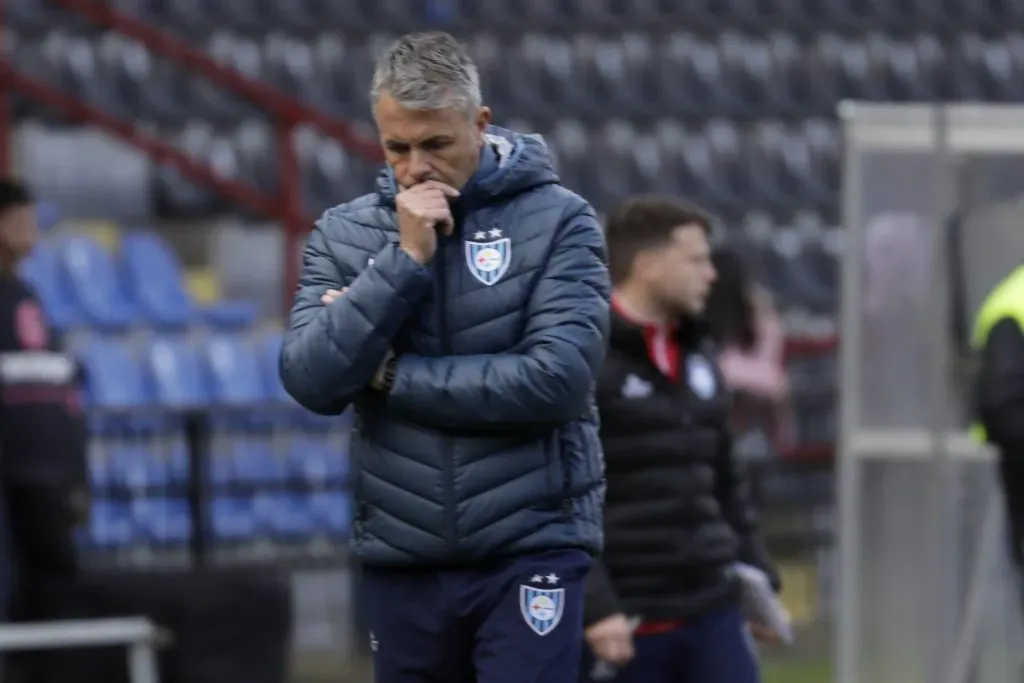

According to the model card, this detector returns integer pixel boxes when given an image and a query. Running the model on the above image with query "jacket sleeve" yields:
[280,214,433,415]
[385,205,611,427]
[714,433,781,591]
[977,316,1024,445]
[583,560,624,628]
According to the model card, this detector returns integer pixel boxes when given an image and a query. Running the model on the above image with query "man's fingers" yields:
[593,635,633,666]
[605,639,633,666]
[749,622,777,642]
[320,287,348,304]
[418,180,460,197]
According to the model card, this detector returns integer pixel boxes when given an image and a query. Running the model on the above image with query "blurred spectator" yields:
[707,248,789,402]
[582,196,781,683]
[707,248,794,452]
[0,180,88,677]
[972,265,1024,584]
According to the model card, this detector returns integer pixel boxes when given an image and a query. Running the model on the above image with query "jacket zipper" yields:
[435,234,458,556]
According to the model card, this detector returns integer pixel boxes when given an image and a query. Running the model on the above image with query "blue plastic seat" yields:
[108,444,171,489]
[120,232,195,329]
[203,334,267,405]
[120,231,258,330]
[19,242,79,330]
[208,496,258,542]
[59,235,137,331]
[144,336,209,408]
[229,439,286,485]
[260,332,289,402]
[88,500,138,550]
[289,435,347,487]
[78,337,149,409]
[254,494,313,540]
[132,498,192,545]
[309,491,350,539]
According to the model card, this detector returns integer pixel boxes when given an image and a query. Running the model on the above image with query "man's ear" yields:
[476,106,492,137]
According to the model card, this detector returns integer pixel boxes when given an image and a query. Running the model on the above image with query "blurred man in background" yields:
[582,196,780,683]
[971,264,1024,614]
[0,180,88,679]
[281,32,610,683]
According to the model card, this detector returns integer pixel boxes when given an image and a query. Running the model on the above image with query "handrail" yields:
[50,0,383,162]
[5,0,384,313]
[0,64,280,217]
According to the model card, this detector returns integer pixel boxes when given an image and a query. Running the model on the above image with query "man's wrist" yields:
[372,351,398,393]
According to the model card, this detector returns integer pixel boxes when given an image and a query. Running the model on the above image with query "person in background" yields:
[0,180,88,679]
[971,264,1024,622]
[581,196,781,683]
[705,248,794,450]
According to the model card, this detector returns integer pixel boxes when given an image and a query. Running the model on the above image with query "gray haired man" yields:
[279,31,610,683]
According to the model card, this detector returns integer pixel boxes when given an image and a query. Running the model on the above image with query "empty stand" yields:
[46,227,350,563]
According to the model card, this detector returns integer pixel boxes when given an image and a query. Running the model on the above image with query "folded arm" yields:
[714,432,781,591]
[280,215,432,415]
[385,206,611,428]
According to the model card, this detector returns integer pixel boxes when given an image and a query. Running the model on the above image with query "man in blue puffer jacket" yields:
[280,31,611,683]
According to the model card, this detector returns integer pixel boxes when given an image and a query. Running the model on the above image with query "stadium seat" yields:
[208,497,258,542]
[78,336,149,408]
[133,498,192,545]
[203,333,268,405]
[309,491,351,539]
[19,242,80,330]
[254,493,314,540]
[87,500,138,550]
[59,235,137,330]
[143,335,209,408]
[289,435,348,487]
[120,231,196,329]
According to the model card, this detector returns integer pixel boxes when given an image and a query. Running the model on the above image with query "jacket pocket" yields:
[531,431,562,511]
[555,424,580,518]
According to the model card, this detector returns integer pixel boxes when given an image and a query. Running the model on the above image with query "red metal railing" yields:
[0,0,384,313]
[782,334,837,462]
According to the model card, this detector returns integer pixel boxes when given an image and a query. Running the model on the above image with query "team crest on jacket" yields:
[465,233,511,286]
[687,355,717,400]
[520,585,565,636]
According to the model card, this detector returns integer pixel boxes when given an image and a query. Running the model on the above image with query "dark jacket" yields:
[0,274,86,484]
[976,316,1024,566]
[280,128,610,567]
[584,311,778,626]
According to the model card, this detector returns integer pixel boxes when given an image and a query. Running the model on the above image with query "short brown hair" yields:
[604,195,714,284]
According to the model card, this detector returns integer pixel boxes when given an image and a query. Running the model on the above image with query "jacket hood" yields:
[375,125,560,209]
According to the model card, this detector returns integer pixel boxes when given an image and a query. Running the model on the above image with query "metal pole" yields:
[945,496,1004,683]
[277,118,302,318]
[835,100,868,683]
[185,410,209,568]
[926,104,959,683]
[128,642,161,683]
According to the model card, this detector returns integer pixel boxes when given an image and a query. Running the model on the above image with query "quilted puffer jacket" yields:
[280,127,611,567]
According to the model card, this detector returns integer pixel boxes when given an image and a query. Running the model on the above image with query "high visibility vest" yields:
[970,265,1024,444]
